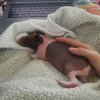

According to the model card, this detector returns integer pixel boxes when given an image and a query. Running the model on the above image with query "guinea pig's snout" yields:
[16,33,43,50]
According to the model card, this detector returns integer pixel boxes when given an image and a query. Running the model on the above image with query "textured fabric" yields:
[0,6,100,100]
[73,0,92,6]
[80,4,100,15]
[91,0,100,6]
[73,0,100,15]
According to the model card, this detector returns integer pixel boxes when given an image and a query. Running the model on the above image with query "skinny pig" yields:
[16,31,90,88]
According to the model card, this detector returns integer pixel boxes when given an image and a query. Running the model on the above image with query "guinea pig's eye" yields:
[35,35,40,40]
[26,37,30,41]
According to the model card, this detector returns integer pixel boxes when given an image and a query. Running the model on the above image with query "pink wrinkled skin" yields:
[36,36,55,60]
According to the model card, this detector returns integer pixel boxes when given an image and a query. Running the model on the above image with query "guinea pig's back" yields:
[46,41,89,74]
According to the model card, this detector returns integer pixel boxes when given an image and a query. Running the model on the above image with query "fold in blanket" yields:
[0,7,100,51]
[0,6,100,100]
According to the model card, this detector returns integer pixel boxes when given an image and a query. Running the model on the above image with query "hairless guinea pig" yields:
[16,30,90,88]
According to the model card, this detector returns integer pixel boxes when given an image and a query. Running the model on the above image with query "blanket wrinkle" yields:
[0,6,100,100]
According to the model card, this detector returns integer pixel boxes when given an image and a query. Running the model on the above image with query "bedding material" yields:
[0,6,100,100]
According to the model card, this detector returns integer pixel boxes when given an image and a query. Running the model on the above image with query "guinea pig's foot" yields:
[57,80,79,88]
[78,76,88,83]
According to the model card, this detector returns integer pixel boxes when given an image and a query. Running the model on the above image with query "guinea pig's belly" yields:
[46,41,89,74]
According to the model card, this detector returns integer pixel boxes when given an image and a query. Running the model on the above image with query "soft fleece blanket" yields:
[0,6,100,100]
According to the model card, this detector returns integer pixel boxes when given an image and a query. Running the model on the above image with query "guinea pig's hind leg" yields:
[57,71,79,88]
[77,67,90,83]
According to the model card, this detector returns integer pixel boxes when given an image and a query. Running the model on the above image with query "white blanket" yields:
[0,6,100,100]
[0,7,76,50]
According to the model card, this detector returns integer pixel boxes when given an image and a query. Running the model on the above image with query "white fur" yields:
[16,32,28,42]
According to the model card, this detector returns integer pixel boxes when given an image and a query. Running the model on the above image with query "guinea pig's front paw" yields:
[30,53,38,59]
